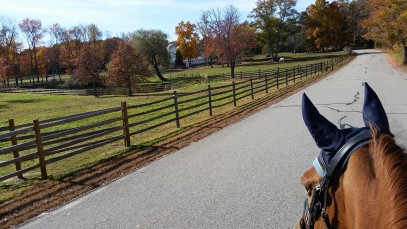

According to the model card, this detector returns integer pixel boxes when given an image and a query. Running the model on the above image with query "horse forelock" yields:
[370,128,407,228]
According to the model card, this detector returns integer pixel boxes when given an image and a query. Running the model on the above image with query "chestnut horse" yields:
[296,83,407,229]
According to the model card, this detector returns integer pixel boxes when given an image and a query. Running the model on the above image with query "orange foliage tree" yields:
[361,0,407,64]
[106,42,150,96]
[175,21,199,66]
[74,44,103,96]
[0,57,7,85]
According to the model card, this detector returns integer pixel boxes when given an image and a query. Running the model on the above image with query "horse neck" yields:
[370,134,407,228]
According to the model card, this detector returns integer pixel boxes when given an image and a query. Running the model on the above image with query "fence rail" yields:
[0,56,350,182]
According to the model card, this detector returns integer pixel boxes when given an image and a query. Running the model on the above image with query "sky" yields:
[0,0,316,42]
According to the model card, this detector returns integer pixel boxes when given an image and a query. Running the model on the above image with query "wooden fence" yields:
[0,56,349,182]
[0,83,174,96]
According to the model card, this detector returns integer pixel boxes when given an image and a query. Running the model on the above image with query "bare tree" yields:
[48,24,63,82]
[18,18,46,83]
[86,24,102,44]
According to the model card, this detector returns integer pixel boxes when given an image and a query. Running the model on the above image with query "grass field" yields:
[155,51,347,82]
[0,51,352,203]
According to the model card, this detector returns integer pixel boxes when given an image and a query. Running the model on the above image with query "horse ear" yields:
[362,83,392,135]
[302,93,344,152]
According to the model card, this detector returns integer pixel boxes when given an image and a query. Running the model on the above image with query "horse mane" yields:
[370,128,407,228]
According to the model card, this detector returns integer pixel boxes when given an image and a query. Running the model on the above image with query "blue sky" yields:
[0,0,316,42]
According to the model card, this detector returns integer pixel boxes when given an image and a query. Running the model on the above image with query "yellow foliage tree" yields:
[361,0,407,64]
[305,0,348,51]
[175,21,199,66]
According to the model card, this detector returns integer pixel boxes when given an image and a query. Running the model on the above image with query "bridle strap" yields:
[325,129,372,176]
[305,129,372,229]
[321,178,331,229]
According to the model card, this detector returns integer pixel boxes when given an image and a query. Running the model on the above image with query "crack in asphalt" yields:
[346,91,360,105]
[338,116,355,129]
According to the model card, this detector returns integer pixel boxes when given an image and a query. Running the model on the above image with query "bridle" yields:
[300,128,372,229]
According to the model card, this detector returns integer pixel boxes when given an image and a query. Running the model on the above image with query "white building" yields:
[167,44,207,68]
[167,44,177,68]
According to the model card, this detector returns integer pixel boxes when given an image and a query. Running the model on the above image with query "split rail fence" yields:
[0,56,349,181]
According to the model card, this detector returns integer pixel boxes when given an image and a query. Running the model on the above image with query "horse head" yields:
[296,83,399,228]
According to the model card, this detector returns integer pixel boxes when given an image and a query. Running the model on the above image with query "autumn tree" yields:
[175,21,199,66]
[36,47,49,83]
[199,6,257,77]
[18,18,45,83]
[361,0,407,64]
[303,0,349,51]
[130,29,169,81]
[74,44,102,96]
[49,23,77,73]
[0,57,7,85]
[0,16,20,85]
[106,42,150,96]
[250,0,299,61]
[103,37,122,68]
[197,13,216,68]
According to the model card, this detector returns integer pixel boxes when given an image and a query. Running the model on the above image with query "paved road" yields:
[19,50,407,229]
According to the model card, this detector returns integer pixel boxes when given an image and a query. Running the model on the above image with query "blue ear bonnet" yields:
[302,83,391,164]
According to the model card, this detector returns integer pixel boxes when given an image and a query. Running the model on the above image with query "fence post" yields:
[232,81,237,107]
[264,74,268,93]
[33,119,47,179]
[285,68,288,86]
[331,59,334,70]
[240,71,243,80]
[250,76,254,100]
[311,64,315,77]
[320,62,323,72]
[258,69,261,78]
[293,67,296,83]
[305,64,308,77]
[276,68,280,89]
[121,102,131,147]
[173,91,180,128]
[8,119,22,179]
[208,85,213,116]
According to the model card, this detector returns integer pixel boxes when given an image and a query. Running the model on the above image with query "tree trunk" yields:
[33,46,40,83]
[92,79,97,97]
[403,44,407,65]
[230,61,235,78]
[127,76,132,96]
[152,56,167,81]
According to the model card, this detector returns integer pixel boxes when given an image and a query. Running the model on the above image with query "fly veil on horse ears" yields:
[302,82,392,170]
[299,83,393,229]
